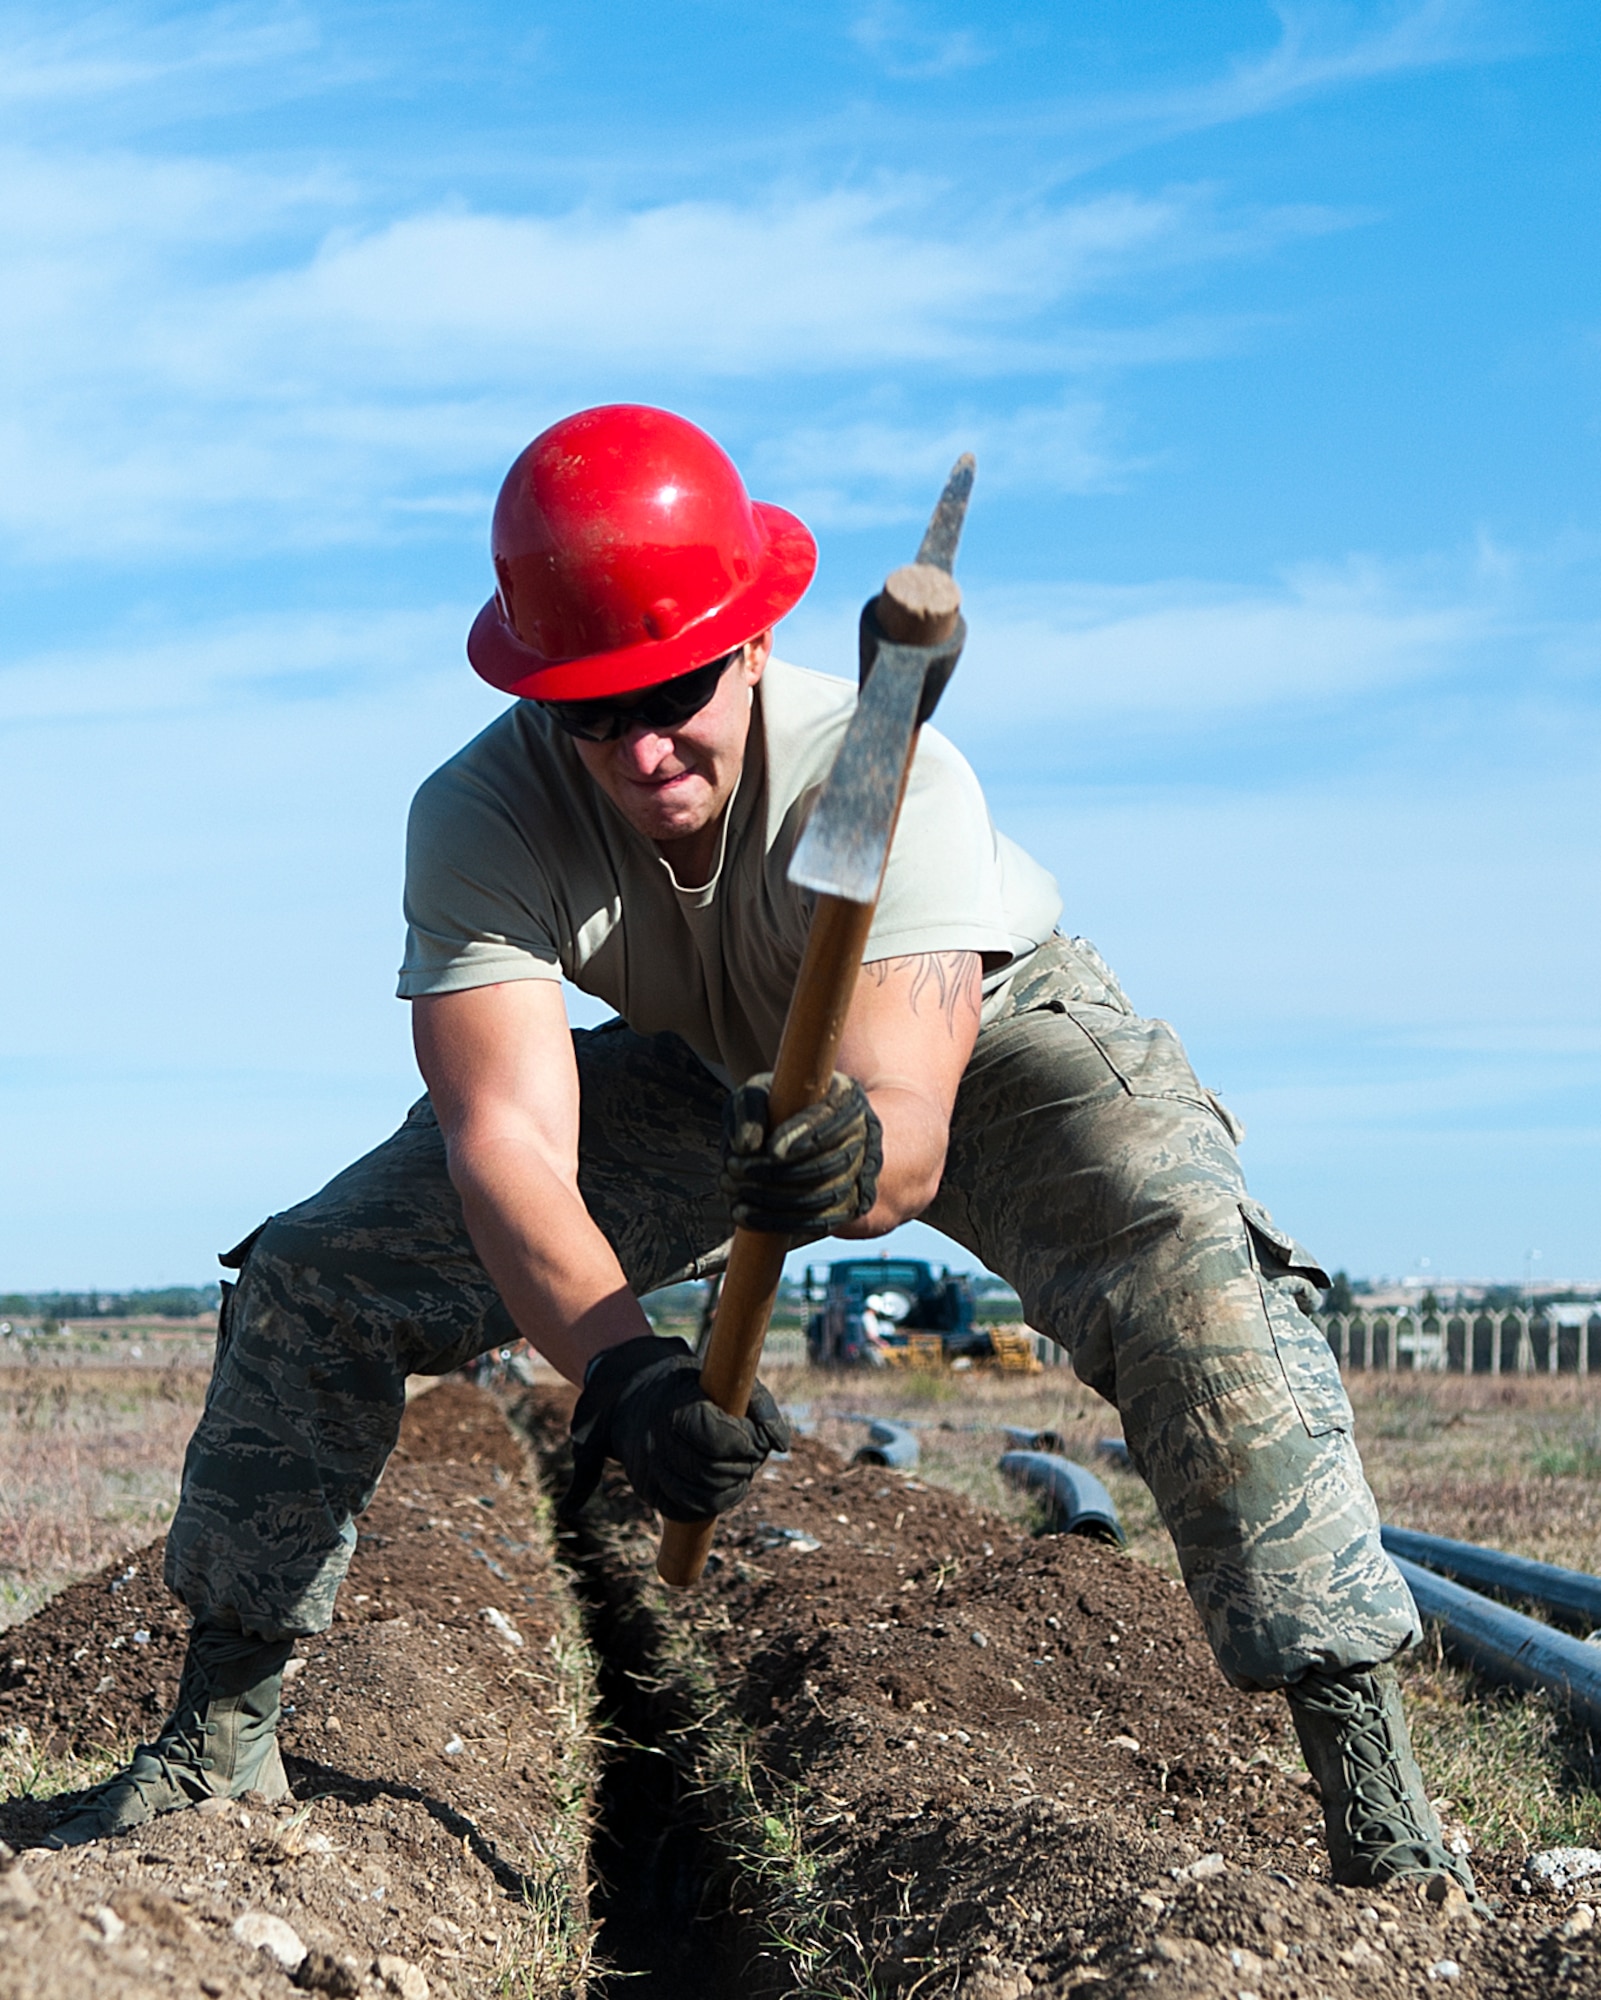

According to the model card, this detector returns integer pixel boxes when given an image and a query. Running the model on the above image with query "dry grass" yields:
[0,1364,210,1630]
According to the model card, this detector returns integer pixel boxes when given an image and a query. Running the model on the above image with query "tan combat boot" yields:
[43,1622,294,1848]
[1286,1662,1482,1905]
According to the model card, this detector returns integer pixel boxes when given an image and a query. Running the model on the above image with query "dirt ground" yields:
[4,1372,1601,1998]
[517,1381,1601,2000]
[0,1382,596,1999]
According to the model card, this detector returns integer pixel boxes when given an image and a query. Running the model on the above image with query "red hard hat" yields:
[467,404,817,702]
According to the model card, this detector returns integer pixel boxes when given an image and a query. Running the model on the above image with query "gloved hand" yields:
[564,1334,790,1522]
[720,1071,882,1234]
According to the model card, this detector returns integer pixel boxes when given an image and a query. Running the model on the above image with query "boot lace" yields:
[1293,1672,1467,1885]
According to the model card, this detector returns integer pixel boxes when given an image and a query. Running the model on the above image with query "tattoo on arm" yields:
[863,951,982,1035]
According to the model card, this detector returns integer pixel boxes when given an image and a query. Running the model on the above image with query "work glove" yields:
[720,1070,882,1234]
[564,1334,790,1522]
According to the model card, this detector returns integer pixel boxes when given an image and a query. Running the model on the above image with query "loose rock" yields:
[233,1909,309,1971]
[375,1953,429,1999]
[1529,1846,1601,1892]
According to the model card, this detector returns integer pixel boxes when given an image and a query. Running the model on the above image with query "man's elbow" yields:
[441,1117,575,1206]
[841,1155,947,1238]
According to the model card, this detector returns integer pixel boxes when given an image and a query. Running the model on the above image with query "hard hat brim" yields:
[467,502,817,702]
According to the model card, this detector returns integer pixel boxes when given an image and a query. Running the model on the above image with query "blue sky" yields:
[2,1,1597,1290]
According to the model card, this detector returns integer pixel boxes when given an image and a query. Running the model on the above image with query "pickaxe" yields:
[656,455,976,1588]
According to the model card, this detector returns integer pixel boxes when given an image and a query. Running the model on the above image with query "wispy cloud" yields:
[750,398,1132,527]
[0,152,1344,558]
[952,563,1489,730]
[1027,0,1509,167]
[0,607,469,724]
[850,1,989,80]
[0,3,321,108]
[768,558,1500,749]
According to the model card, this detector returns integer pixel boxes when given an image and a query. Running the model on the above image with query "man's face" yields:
[569,634,770,862]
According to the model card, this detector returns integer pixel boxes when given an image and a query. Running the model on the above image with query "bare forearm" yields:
[448,1131,652,1384]
[834,950,981,1238]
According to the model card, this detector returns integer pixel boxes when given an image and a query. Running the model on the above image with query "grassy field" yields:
[0,1350,212,1629]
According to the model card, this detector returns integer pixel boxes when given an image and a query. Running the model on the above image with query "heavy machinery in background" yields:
[802,1257,1042,1371]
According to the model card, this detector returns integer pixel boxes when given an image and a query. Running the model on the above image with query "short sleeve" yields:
[397,762,565,998]
[863,727,1061,970]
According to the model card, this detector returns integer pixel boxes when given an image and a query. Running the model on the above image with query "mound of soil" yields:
[517,1386,1599,2000]
[0,1383,594,2000]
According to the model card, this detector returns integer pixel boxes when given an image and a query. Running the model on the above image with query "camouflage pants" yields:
[166,935,1418,1687]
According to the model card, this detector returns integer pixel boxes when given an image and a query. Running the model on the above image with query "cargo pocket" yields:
[1241,1199,1350,1437]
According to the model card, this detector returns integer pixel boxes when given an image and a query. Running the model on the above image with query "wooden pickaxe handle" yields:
[655,563,962,1589]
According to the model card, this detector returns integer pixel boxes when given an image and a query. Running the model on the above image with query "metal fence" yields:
[1318,1308,1601,1376]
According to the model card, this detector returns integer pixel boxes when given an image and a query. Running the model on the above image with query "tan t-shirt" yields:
[399,657,1062,1082]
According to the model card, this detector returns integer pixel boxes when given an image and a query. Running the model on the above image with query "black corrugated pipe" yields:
[1391,1555,1601,1732]
[998,1451,1125,1546]
[1382,1525,1601,1633]
[851,1420,920,1470]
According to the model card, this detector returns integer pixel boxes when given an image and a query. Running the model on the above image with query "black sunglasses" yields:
[540,649,740,743]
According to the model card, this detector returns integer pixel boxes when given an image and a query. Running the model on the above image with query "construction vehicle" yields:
[801,1258,1041,1371]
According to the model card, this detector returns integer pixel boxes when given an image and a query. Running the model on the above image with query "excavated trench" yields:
[510,1391,757,2000]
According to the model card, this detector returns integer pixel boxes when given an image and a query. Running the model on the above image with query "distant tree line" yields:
[0,1285,221,1319]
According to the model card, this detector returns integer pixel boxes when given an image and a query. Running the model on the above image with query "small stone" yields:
[1172,1853,1227,1883]
[957,1970,1028,2000]
[324,1715,342,1733]
[1531,1847,1601,1892]
[1561,1904,1596,1940]
[481,1607,524,1648]
[970,1631,989,1648]
[195,1795,235,1818]
[442,1734,465,1756]
[93,1905,125,1941]
[1427,1959,1461,1982]
[1136,1891,1165,1913]
[1424,1876,1474,1921]
[1110,1734,1140,1753]
[201,1981,226,1998]
[233,1909,309,1971]
[375,1955,429,2000]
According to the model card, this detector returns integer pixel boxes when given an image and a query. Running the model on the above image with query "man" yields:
[46,405,1472,1900]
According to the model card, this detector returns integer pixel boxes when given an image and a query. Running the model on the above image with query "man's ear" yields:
[744,629,773,686]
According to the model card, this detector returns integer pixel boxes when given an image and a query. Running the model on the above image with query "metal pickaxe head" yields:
[788,455,975,905]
